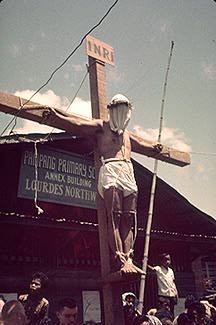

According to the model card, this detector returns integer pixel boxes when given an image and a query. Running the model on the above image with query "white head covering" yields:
[107,94,132,135]
[122,292,137,305]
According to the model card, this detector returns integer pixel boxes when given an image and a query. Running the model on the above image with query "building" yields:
[0,132,215,322]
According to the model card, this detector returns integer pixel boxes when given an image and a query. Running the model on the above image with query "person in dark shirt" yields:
[19,272,50,324]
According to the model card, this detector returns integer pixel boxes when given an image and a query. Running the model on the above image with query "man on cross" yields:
[44,93,162,274]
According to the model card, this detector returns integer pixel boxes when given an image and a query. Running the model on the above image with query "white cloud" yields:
[69,97,91,117]
[15,120,53,135]
[14,89,68,108]
[13,89,92,134]
[132,124,191,152]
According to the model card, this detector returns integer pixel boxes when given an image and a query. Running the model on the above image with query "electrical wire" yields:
[41,64,90,142]
[0,0,119,137]
[189,151,216,156]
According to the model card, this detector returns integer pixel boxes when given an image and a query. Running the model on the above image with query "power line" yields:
[189,151,216,156]
[1,0,119,137]
[41,64,90,142]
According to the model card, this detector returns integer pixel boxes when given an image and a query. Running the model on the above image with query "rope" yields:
[33,141,44,215]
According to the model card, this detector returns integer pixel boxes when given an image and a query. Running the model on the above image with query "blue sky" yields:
[1,0,216,218]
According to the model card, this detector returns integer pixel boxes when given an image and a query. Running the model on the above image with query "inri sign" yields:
[86,35,114,66]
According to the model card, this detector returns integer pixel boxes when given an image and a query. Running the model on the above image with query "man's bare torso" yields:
[96,121,131,160]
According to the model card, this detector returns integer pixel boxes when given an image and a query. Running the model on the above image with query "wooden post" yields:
[88,56,125,325]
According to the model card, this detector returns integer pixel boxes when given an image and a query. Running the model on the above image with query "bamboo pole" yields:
[137,41,175,314]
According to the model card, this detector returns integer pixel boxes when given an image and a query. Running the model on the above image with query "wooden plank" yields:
[130,132,191,167]
[88,58,125,325]
[86,35,115,66]
[0,91,97,137]
[0,91,191,166]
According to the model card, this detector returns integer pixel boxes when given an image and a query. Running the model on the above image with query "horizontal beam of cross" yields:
[0,91,190,167]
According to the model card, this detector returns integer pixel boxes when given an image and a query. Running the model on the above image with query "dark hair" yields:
[185,294,197,309]
[158,296,170,306]
[187,301,206,318]
[0,294,6,303]
[56,298,77,312]
[159,253,170,261]
[31,272,49,289]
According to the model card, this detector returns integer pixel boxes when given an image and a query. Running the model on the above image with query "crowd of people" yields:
[0,272,91,325]
[123,291,216,325]
[123,252,216,325]
[0,253,216,324]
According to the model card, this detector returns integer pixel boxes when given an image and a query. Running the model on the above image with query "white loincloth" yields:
[98,159,138,198]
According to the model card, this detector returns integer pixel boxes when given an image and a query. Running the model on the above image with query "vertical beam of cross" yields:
[88,56,125,325]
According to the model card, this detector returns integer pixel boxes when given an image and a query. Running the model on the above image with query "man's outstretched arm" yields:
[129,132,191,167]
[147,264,155,271]
[0,91,103,137]
[43,106,103,137]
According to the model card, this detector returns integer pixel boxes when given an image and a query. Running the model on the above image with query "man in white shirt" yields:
[148,253,178,316]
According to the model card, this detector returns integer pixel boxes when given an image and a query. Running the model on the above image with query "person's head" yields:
[187,301,206,323]
[159,253,171,268]
[107,94,133,135]
[124,293,136,307]
[184,294,197,309]
[29,272,49,296]
[1,300,27,325]
[56,298,78,325]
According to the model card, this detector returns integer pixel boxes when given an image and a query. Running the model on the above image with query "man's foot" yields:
[120,258,144,274]
[115,251,144,274]
[121,260,137,273]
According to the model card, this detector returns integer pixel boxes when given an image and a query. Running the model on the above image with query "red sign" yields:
[86,35,114,66]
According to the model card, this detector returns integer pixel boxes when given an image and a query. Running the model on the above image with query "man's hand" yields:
[153,143,163,153]
[42,106,56,121]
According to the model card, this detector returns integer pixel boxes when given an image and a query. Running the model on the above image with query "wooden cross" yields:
[0,86,190,323]
[0,42,190,325]
[0,90,190,167]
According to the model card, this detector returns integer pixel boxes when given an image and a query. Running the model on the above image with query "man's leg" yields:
[120,193,143,273]
[121,192,137,255]
[120,193,144,273]
[168,297,176,317]
[103,188,142,273]
[103,187,125,266]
